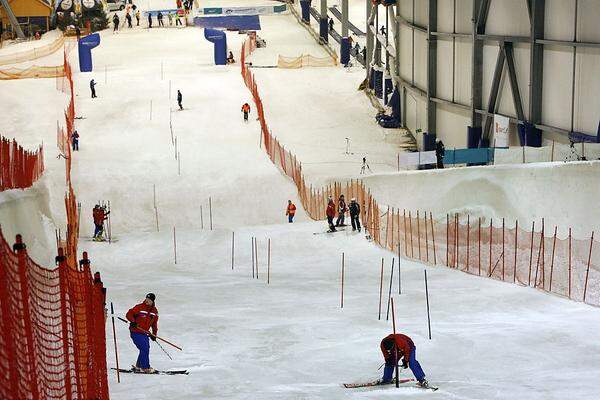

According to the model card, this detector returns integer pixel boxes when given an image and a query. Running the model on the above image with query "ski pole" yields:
[117,317,183,351]
[154,339,173,360]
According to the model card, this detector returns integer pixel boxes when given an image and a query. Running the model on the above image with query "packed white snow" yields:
[1,3,600,399]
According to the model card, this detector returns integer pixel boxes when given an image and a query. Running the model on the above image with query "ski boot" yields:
[417,379,430,388]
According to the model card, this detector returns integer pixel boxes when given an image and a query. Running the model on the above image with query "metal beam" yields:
[427,0,438,137]
[536,39,600,48]
[483,46,506,140]
[431,31,471,39]
[471,0,485,128]
[476,34,531,43]
[390,12,428,33]
[341,0,349,38]
[503,42,526,122]
[476,0,491,34]
[0,0,25,39]
[528,0,545,127]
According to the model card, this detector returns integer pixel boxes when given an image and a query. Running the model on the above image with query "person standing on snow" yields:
[93,204,109,240]
[286,200,296,223]
[435,139,445,169]
[126,293,159,374]
[135,10,141,26]
[90,79,97,98]
[168,13,173,26]
[71,130,79,151]
[349,198,361,232]
[148,13,153,28]
[360,156,371,174]
[177,90,183,110]
[112,13,120,32]
[175,13,182,26]
[335,195,347,227]
[126,11,132,28]
[326,196,337,232]
[379,333,430,388]
[241,103,251,122]
[157,12,164,27]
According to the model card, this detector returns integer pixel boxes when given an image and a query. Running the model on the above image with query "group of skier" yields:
[326,195,361,233]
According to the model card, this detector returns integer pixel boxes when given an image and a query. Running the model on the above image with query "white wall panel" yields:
[399,25,413,81]
[574,48,600,134]
[436,39,454,101]
[455,39,472,105]
[437,105,470,148]
[437,0,455,33]
[542,46,573,131]
[456,0,473,34]
[578,0,600,42]
[545,0,575,40]
[486,0,530,36]
[414,31,428,89]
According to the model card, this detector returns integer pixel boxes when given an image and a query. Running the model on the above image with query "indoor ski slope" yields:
[1,3,599,399]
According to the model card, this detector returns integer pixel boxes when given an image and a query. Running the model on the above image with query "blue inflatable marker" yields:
[204,28,227,65]
[78,33,100,72]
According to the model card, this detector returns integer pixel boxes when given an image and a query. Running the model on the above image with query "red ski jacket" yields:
[126,302,159,336]
[93,208,106,225]
[326,202,336,218]
[380,334,415,362]
[286,203,296,216]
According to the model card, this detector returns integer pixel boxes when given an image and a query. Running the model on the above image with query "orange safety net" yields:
[0,35,66,66]
[240,35,600,308]
[277,54,337,68]
[0,137,44,190]
[0,65,65,80]
[0,45,110,399]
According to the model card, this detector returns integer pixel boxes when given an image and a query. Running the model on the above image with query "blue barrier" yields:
[518,122,542,147]
[203,28,227,65]
[144,9,179,17]
[194,15,261,30]
[373,69,383,99]
[340,37,350,65]
[443,148,494,165]
[467,126,482,148]
[300,1,310,22]
[78,33,100,73]
[384,74,393,104]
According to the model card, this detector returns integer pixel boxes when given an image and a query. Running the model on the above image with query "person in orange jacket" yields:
[126,293,159,373]
[286,200,297,223]
[241,103,251,122]
[380,333,430,388]
[326,196,337,232]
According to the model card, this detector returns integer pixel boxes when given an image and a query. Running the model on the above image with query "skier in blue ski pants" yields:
[131,331,151,369]
[380,334,429,387]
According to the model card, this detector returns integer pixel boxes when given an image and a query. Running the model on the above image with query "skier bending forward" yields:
[380,333,430,388]
[126,293,159,373]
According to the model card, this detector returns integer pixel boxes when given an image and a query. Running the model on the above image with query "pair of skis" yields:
[343,377,438,391]
[111,367,188,376]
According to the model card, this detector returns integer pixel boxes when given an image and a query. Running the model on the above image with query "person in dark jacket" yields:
[435,139,445,169]
[112,13,120,32]
[71,130,79,151]
[126,11,133,28]
[157,12,164,27]
[335,195,347,227]
[90,79,97,98]
[148,13,153,28]
[328,18,334,32]
[380,333,430,388]
[349,198,361,232]
[177,90,183,110]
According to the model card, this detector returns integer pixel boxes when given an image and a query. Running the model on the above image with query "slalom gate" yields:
[0,48,110,399]
[240,36,600,307]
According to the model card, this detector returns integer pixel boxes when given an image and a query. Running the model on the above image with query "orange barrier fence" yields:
[240,36,600,307]
[1,46,110,399]
[0,137,44,190]
[0,65,65,80]
[0,35,66,66]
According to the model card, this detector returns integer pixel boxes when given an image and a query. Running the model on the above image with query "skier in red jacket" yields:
[380,333,430,388]
[326,196,337,232]
[126,293,159,373]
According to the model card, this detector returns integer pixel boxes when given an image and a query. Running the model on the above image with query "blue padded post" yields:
[390,86,401,121]
[319,17,328,43]
[300,0,310,22]
[340,37,351,65]
[384,73,393,104]
[78,33,100,73]
[204,28,227,65]
[374,68,383,99]
[519,123,542,147]
[467,126,482,148]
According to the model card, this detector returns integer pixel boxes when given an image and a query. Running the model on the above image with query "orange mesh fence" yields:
[0,65,65,80]
[0,137,44,190]
[1,45,109,399]
[0,35,66,66]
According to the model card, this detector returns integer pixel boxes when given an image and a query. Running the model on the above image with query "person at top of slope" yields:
[286,200,297,223]
[126,293,159,374]
[241,103,251,122]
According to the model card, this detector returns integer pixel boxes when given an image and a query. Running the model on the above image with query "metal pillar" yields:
[0,0,25,39]
[482,45,506,138]
[470,0,489,130]
[320,0,328,43]
[529,0,545,129]
[504,43,525,122]
[427,0,438,137]
[341,0,349,38]
[366,1,375,77]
